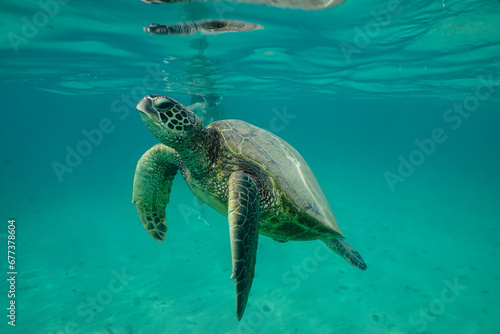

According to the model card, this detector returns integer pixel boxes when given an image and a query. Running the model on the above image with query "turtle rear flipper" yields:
[321,238,367,270]
[228,171,260,321]
[132,144,179,241]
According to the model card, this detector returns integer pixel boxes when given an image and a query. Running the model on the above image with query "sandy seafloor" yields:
[1,91,499,334]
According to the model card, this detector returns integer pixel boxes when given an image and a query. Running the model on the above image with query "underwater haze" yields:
[1,0,500,333]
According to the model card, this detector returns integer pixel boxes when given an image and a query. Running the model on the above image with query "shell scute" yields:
[210,119,343,237]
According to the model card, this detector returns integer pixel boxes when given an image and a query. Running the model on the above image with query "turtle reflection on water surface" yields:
[144,20,263,35]
[141,0,346,10]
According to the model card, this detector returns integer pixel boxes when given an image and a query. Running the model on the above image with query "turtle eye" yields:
[156,101,174,111]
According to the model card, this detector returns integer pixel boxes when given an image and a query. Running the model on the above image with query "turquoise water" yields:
[1,0,500,333]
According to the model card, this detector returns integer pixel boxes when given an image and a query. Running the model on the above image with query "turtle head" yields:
[137,95,202,146]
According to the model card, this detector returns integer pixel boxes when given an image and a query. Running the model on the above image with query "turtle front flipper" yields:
[227,171,260,321]
[132,144,179,242]
[321,238,367,270]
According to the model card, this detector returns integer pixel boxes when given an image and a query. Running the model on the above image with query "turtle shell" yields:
[210,119,344,238]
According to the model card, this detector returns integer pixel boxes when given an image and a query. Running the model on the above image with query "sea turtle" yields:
[144,20,263,35]
[132,94,366,320]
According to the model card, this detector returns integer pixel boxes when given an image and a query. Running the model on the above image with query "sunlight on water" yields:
[1,0,499,99]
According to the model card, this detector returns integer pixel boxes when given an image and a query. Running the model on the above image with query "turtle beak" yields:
[137,96,161,122]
